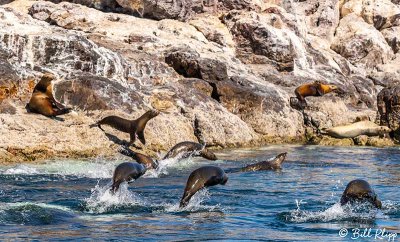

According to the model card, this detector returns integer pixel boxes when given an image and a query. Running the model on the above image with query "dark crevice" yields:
[207,82,221,102]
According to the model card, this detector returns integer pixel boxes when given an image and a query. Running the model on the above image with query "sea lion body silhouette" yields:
[92,110,159,146]
[111,162,146,193]
[180,166,228,208]
[119,147,158,169]
[26,73,71,117]
[340,179,382,209]
[240,152,287,172]
[292,81,337,108]
[322,121,391,139]
[164,141,217,160]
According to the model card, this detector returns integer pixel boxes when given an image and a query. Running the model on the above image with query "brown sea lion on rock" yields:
[290,81,337,109]
[180,166,228,208]
[340,179,382,209]
[119,147,159,169]
[26,73,72,117]
[111,162,147,193]
[163,141,217,160]
[91,110,159,146]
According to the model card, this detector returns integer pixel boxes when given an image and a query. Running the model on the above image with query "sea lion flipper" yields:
[180,185,204,208]
[137,130,146,145]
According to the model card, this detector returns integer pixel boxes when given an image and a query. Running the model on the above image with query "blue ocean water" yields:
[0,145,399,241]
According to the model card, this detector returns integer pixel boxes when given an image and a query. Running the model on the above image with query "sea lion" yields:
[180,166,228,208]
[322,121,391,139]
[292,81,337,108]
[240,152,287,172]
[26,73,72,117]
[340,179,382,209]
[111,162,147,193]
[92,110,159,146]
[119,146,159,169]
[163,141,217,160]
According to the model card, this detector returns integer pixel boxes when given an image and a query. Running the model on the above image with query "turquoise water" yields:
[0,145,399,241]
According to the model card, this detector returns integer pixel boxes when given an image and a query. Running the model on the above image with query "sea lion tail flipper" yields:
[118,146,136,158]
[110,182,120,194]
[179,184,204,208]
[53,107,72,116]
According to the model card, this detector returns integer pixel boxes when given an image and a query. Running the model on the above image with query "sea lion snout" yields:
[221,174,228,185]
[149,109,160,117]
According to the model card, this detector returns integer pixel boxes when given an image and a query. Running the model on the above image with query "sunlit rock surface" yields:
[0,0,399,162]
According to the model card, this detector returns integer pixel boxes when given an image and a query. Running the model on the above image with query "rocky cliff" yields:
[0,0,399,163]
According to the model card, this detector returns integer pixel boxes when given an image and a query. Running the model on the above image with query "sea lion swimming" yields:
[26,73,72,117]
[111,162,147,193]
[163,141,217,160]
[91,110,159,146]
[291,81,337,109]
[119,146,159,169]
[180,166,228,208]
[239,152,287,172]
[226,153,287,173]
[340,179,382,209]
[321,121,391,139]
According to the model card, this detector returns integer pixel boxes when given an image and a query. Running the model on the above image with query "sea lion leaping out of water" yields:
[340,179,382,209]
[163,141,217,160]
[119,146,159,169]
[290,81,337,109]
[180,166,228,208]
[111,162,147,193]
[26,73,72,117]
[91,110,159,147]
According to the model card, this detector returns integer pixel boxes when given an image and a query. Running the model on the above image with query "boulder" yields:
[331,13,394,69]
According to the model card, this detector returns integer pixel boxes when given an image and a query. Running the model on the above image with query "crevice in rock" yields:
[207,82,221,102]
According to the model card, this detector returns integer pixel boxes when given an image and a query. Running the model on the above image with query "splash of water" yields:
[83,181,145,214]
[144,156,196,178]
[287,201,392,223]
[162,189,220,213]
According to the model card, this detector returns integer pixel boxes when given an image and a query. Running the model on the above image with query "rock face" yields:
[0,0,399,162]
[377,85,400,140]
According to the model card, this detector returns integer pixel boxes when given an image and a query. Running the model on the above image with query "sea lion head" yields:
[201,148,218,160]
[378,126,391,135]
[34,73,55,93]
[340,179,382,209]
[315,81,337,94]
[148,109,160,118]
[220,172,228,185]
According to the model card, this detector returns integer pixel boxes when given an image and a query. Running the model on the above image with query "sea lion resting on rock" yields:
[163,141,217,160]
[26,73,72,117]
[321,121,391,139]
[340,179,382,209]
[91,110,159,146]
[180,166,228,208]
[291,81,337,109]
[111,162,147,193]
[119,147,159,169]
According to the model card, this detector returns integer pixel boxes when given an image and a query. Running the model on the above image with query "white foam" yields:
[1,160,119,178]
[288,201,389,223]
[161,189,219,213]
[83,181,145,214]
